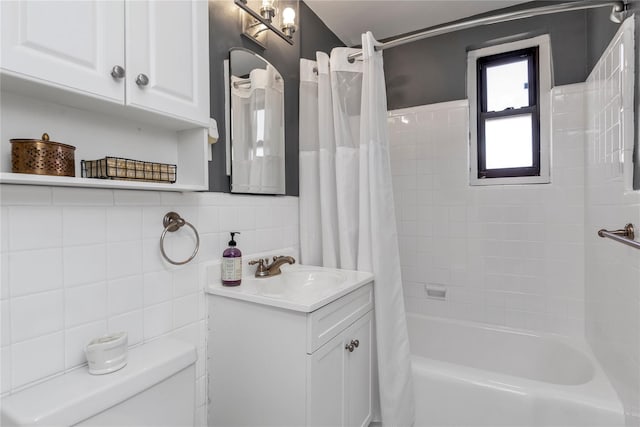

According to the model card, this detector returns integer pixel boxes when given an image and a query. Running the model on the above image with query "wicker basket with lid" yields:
[11,133,76,177]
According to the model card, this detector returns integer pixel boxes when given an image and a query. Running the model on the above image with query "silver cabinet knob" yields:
[136,73,149,87]
[345,339,359,352]
[110,65,125,79]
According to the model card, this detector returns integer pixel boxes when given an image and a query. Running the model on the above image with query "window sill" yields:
[470,174,550,186]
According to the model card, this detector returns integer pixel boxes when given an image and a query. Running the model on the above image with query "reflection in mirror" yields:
[228,48,285,194]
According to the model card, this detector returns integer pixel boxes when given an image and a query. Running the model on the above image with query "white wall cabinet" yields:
[1,0,209,128]
[0,0,210,191]
[208,283,374,427]
[0,1,125,103]
[125,0,209,126]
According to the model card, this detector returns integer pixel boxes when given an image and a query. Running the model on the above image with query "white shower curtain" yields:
[299,32,415,427]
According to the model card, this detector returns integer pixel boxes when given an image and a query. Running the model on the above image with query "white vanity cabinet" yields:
[0,0,209,127]
[208,282,374,427]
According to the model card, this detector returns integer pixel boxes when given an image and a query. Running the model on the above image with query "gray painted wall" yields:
[207,1,343,196]
[383,9,607,110]
[300,0,344,60]
[382,4,636,188]
[586,7,624,71]
[208,1,632,192]
[208,1,299,195]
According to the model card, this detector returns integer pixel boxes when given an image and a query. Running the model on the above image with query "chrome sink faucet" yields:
[248,256,296,278]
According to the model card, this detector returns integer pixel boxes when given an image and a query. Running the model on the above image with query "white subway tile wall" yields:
[388,88,587,339]
[0,186,299,426]
[584,18,640,423]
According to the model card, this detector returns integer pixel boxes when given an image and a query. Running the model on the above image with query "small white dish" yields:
[85,332,128,375]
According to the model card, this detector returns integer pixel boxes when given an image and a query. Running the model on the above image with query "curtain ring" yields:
[159,212,200,265]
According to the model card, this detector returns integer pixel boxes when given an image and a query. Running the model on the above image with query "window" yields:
[468,35,551,185]
[478,48,539,177]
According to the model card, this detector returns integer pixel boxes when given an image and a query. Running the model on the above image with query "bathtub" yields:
[407,314,625,426]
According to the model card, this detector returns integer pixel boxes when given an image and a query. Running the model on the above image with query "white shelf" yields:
[0,172,206,192]
[1,95,210,193]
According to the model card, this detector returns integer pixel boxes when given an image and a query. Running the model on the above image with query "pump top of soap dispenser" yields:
[228,232,240,246]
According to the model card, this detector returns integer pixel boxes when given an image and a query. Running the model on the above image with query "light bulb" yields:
[282,7,295,26]
[260,0,276,22]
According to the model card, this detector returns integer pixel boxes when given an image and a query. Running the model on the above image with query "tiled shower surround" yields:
[584,18,639,423]
[388,17,639,421]
[388,87,587,338]
[0,186,299,426]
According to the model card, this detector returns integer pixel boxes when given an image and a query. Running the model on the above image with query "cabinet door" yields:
[125,0,209,126]
[346,312,373,427]
[307,330,347,427]
[307,311,373,427]
[0,0,125,102]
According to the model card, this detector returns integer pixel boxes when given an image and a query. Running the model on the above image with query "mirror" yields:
[227,48,285,194]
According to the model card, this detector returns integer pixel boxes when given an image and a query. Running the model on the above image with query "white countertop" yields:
[206,264,374,312]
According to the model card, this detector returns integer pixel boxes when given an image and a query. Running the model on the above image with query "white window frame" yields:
[468,34,552,185]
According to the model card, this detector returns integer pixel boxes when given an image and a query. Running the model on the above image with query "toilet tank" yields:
[1,338,196,427]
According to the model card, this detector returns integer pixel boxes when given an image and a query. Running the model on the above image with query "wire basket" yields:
[81,157,177,183]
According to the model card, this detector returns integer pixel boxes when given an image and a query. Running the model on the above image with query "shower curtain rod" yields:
[347,0,627,61]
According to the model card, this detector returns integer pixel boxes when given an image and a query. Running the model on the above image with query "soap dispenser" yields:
[222,232,242,286]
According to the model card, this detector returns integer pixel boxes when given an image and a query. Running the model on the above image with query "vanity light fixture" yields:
[281,7,296,38]
[235,0,295,47]
[260,0,276,22]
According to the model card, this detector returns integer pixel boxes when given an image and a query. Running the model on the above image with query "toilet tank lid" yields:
[1,338,197,426]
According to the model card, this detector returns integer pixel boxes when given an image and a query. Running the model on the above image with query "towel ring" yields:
[159,212,200,265]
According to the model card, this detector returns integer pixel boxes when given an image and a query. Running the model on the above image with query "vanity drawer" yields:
[306,283,373,354]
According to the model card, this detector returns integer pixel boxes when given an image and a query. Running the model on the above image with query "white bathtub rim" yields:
[407,312,605,375]
[407,312,589,351]
[407,313,625,415]
[411,354,624,415]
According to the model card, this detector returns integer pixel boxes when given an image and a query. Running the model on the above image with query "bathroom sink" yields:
[254,270,347,297]
[206,264,373,312]
[284,270,347,287]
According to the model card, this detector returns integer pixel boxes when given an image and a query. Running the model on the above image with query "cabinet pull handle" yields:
[111,65,125,79]
[352,339,359,348]
[136,73,150,87]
